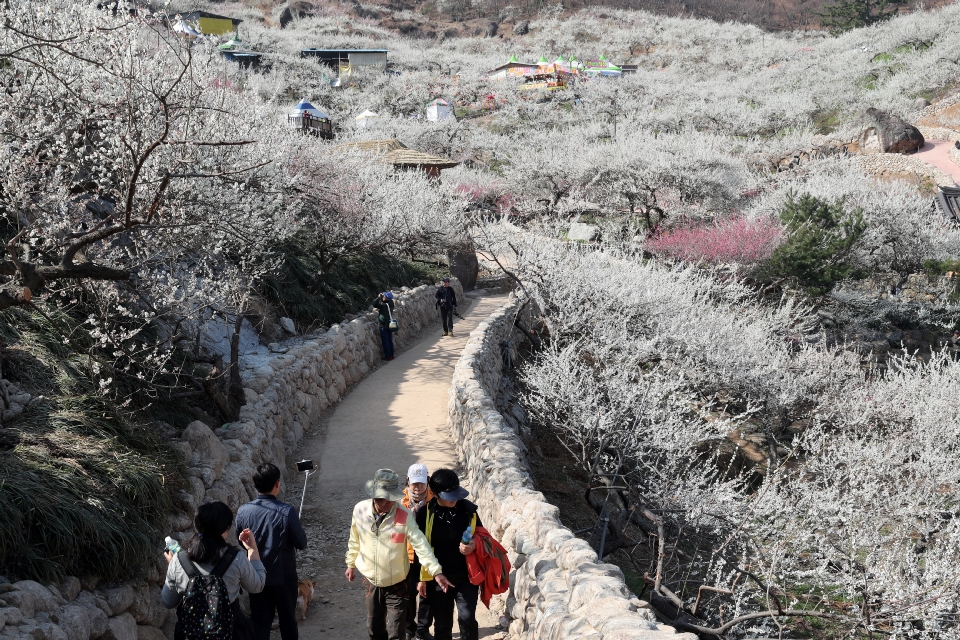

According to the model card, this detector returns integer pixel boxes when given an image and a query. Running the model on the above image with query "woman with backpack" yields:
[162,501,266,640]
[414,469,482,640]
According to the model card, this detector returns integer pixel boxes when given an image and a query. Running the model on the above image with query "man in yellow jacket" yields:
[346,469,454,640]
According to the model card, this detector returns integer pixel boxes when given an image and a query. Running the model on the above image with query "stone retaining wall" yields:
[0,280,462,640]
[448,296,695,640]
[855,152,956,187]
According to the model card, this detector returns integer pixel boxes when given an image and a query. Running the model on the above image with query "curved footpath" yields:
[292,293,506,639]
[915,139,960,184]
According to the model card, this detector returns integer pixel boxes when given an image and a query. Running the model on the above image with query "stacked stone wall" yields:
[448,296,694,640]
[0,280,462,640]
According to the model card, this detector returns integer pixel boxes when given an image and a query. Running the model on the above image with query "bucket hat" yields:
[428,468,469,502]
[365,468,405,501]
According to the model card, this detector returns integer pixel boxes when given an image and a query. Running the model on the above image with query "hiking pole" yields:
[296,460,315,518]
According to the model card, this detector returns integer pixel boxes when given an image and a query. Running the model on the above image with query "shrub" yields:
[762,193,866,295]
[645,215,783,264]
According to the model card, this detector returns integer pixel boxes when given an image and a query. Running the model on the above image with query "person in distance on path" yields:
[413,469,482,640]
[374,291,397,361]
[346,469,454,640]
[435,278,458,338]
[236,463,308,640]
[402,464,435,640]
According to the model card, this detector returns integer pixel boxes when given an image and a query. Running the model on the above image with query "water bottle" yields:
[461,526,473,545]
[164,536,181,554]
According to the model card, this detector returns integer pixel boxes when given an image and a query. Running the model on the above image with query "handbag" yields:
[387,303,399,333]
[231,599,255,640]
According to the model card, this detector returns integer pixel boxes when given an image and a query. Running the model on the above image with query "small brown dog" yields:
[296,579,317,620]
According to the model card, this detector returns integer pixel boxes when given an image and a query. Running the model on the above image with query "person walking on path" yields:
[402,464,435,640]
[345,469,454,640]
[162,501,266,640]
[236,464,309,640]
[434,279,458,338]
[374,292,397,360]
[414,469,482,640]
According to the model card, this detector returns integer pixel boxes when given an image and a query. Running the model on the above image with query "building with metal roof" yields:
[935,186,960,223]
[301,49,388,69]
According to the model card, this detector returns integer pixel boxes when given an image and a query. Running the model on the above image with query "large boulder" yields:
[513,20,530,35]
[53,606,91,640]
[279,1,314,28]
[129,586,166,629]
[103,586,134,616]
[181,421,229,481]
[484,21,498,37]
[12,581,58,612]
[20,623,68,640]
[58,579,81,603]
[2,589,36,618]
[135,626,167,640]
[860,107,924,154]
[0,606,23,626]
[103,613,137,640]
[447,244,479,291]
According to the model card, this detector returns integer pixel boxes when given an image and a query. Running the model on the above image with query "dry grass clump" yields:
[0,307,181,583]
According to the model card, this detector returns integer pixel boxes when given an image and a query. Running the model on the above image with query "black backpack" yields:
[174,548,239,640]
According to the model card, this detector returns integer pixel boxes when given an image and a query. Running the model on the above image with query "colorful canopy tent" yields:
[288,99,333,139]
[218,37,243,50]
[426,98,454,122]
[582,55,622,77]
[355,109,379,129]
[290,99,330,120]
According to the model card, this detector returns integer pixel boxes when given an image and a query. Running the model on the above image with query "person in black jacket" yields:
[373,291,396,360]
[413,469,481,640]
[236,464,309,640]
[435,279,458,338]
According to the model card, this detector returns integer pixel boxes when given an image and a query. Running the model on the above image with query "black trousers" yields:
[366,580,409,640]
[429,580,479,640]
[405,566,432,638]
[250,580,298,640]
[440,307,454,332]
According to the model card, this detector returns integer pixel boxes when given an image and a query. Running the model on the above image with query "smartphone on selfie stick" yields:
[297,459,315,517]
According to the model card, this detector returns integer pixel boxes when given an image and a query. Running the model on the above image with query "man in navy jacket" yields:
[236,463,308,640]
[435,278,458,337]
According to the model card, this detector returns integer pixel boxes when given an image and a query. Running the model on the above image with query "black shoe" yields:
[416,633,434,640]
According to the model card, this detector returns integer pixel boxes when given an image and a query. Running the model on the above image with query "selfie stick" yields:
[297,460,315,518]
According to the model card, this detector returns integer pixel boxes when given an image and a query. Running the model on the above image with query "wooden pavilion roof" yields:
[334,139,459,169]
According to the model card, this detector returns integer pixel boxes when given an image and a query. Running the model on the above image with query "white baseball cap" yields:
[407,463,429,485]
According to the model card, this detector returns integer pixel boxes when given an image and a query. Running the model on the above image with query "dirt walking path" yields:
[915,140,960,184]
[289,293,507,639]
